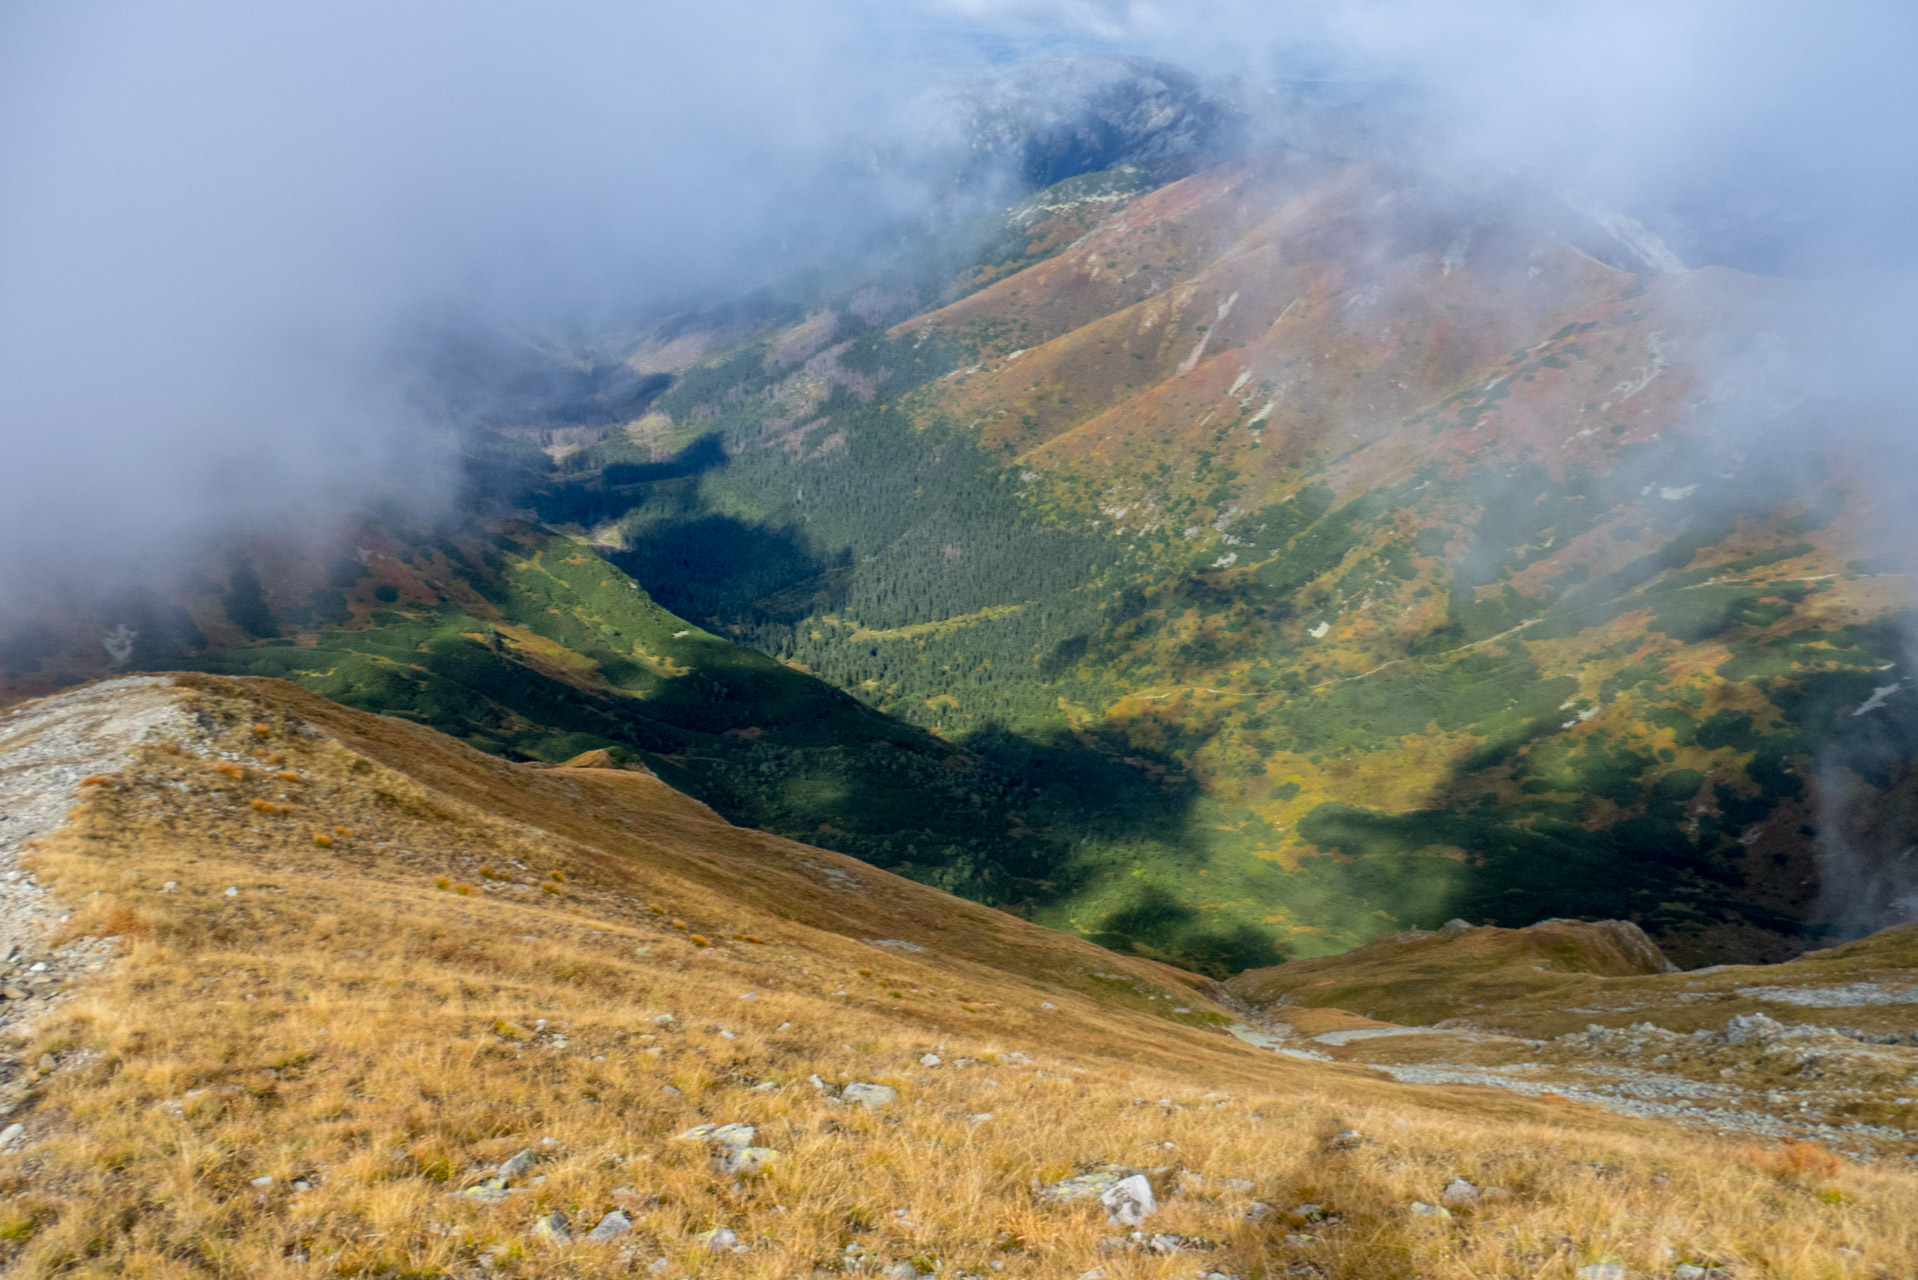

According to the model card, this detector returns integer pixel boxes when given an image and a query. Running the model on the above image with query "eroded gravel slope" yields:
[0,677,190,1075]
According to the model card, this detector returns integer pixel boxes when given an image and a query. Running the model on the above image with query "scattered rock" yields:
[676,1122,754,1148]
[1222,1177,1256,1192]
[1327,1129,1365,1150]
[1244,1201,1273,1223]
[250,1175,274,1189]
[920,1053,942,1067]
[499,1148,536,1178]
[1100,1230,1216,1255]
[1042,1165,1140,1204]
[696,1227,739,1249]
[1576,1262,1629,1280]
[1099,1173,1157,1226]
[0,1123,22,1148]
[1440,1177,1478,1206]
[0,987,27,1001]
[1725,1012,1787,1045]
[532,1210,573,1245]
[709,1122,756,1149]
[717,1145,780,1175]
[36,1052,54,1072]
[586,1210,632,1242]
[1408,1201,1451,1219]
[842,1082,898,1108]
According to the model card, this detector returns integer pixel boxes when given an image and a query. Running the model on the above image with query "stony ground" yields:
[1242,979,1918,1159]
[0,677,188,1136]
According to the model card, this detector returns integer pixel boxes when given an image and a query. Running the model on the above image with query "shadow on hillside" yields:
[1292,693,1824,965]
[518,431,733,530]
[496,430,848,625]
[614,518,849,625]
[469,426,1273,974]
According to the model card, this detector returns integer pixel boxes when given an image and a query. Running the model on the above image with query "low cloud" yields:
[0,1,992,609]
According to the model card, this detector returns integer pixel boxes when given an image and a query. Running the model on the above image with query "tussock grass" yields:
[0,677,1910,1277]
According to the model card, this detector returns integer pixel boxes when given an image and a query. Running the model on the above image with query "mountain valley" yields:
[6,133,1900,975]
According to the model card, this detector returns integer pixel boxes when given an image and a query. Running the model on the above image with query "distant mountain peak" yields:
[953,54,1247,191]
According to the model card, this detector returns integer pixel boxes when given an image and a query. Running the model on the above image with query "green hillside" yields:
[455,157,1918,970]
[177,526,1280,968]
[8,155,1912,976]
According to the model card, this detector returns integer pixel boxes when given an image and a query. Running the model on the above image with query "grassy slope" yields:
[506,155,1918,971]
[1232,916,1918,1043]
[1225,917,1918,1150]
[169,525,1157,927]
[1226,918,1680,1026]
[4,674,1915,1277]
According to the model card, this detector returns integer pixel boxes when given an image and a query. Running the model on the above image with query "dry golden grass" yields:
[0,676,1911,1277]
[1231,910,1918,1044]
[1227,919,1678,1025]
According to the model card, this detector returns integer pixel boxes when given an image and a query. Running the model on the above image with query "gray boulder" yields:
[1725,1012,1786,1045]
[1099,1173,1157,1227]
[1043,1165,1138,1203]
[717,1145,780,1175]
[586,1210,632,1243]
